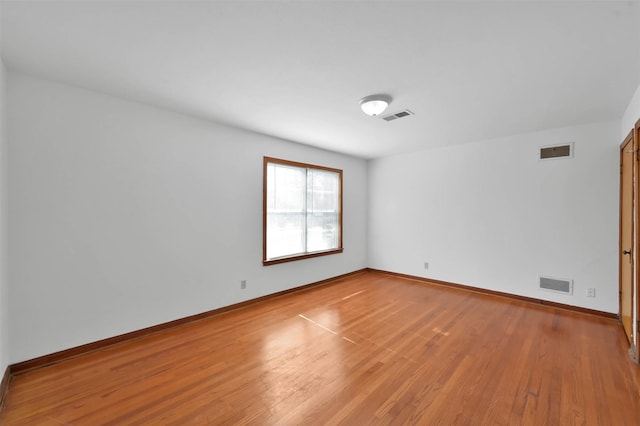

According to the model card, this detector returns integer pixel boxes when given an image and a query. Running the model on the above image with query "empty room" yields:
[1,0,640,424]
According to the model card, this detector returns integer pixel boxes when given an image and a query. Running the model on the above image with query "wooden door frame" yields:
[620,120,640,362]
[635,117,640,361]
[620,130,635,356]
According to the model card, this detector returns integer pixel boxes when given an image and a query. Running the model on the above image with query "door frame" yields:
[620,130,635,355]
[635,117,640,360]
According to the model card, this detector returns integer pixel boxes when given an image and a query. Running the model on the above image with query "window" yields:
[263,157,343,265]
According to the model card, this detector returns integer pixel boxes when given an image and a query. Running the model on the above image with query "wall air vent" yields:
[540,143,573,160]
[381,109,414,122]
[539,276,573,295]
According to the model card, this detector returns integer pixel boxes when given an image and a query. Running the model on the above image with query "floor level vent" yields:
[539,276,573,295]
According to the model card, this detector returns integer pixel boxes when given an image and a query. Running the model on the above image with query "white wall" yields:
[369,121,619,313]
[7,72,368,363]
[0,12,9,374]
[621,16,640,138]
[622,82,640,138]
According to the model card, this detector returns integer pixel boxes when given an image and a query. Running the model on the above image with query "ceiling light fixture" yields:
[359,94,392,116]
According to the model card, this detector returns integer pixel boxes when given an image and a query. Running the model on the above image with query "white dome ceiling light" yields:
[359,94,392,116]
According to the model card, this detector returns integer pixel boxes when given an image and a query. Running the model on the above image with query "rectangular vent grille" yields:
[539,276,573,295]
[381,109,414,121]
[540,144,572,159]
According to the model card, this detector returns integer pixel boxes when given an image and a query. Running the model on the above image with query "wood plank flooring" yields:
[2,270,639,425]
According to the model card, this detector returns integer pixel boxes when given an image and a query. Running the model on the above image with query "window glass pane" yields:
[306,169,339,253]
[307,169,339,212]
[266,164,306,260]
[307,212,339,252]
[267,212,305,259]
[274,165,305,212]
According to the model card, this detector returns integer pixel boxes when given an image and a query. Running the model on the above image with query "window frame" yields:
[263,156,343,266]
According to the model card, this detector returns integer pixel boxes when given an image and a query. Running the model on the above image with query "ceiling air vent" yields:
[540,143,573,160]
[381,109,414,122]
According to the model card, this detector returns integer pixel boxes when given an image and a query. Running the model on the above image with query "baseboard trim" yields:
[0,365,10,416]
[10,268,367,375]
[367,268,618,320]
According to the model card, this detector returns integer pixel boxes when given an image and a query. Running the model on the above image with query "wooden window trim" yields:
[263,157,343,266]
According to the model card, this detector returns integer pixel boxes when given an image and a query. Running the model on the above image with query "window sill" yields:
[263,248,344,266]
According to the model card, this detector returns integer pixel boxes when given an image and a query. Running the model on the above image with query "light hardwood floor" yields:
[2,270,639,425]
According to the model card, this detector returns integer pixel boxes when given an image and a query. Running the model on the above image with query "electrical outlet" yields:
[241,280,247,290]
[586,288,596,297]
[424,262,429,269]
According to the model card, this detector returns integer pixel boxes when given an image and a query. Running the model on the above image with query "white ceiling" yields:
[1,1,639,159]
